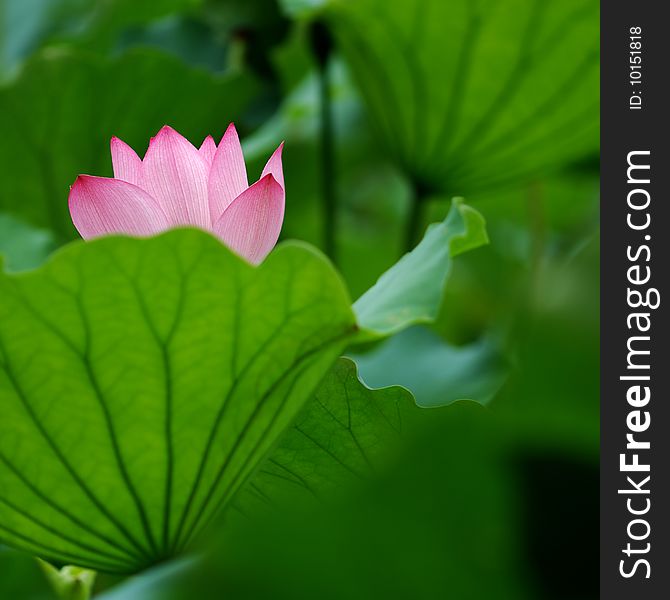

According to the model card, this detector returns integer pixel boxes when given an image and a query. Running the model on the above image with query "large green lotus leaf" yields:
[233,358,417,512]
[94,352,418,595]
[324,0,599,194]
[0,229,355,573]
[96,358,429,598]
[353,198,488,338]
[0,48,258,241]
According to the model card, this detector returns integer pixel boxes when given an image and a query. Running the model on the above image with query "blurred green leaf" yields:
[278,0,327,19]
[0,230,355,572]
[351,327,507,407]
[78,0,202,51]
[353,198,487,338]
[0,0,202,74]
[0,48,258,242]
[115,17,228,73]
[203,0,288,46]
[234,358,416,512]
[460,173,600,237]
[216,403,530,600]
[95,558,197,600]
[0,213,57,272]
[325,0,599,194]
[492,233,600,453]
[0,0,85,76]
[0,547,58,600]
[421,172,598,348]
[97,402,531,600]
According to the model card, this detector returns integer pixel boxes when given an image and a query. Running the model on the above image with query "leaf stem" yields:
[526,180,546,298]
[310,21,338,263]
[404,181,430,252]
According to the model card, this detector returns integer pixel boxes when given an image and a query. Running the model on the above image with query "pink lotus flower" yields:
[69,124,284,264]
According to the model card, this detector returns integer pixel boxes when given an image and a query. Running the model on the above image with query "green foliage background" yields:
[0,0,598,598]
